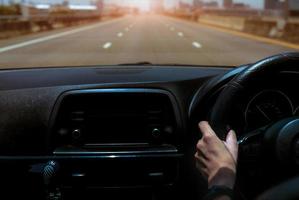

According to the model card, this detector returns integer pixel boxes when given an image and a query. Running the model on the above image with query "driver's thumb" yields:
[225,130,238,163]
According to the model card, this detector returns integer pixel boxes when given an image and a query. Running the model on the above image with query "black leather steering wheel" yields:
[209,52,299,139]
[257,176,299,200]
[208,52,299,199]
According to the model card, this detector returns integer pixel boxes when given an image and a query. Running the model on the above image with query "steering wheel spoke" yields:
[238,126,267,145]
[238,126,267,162]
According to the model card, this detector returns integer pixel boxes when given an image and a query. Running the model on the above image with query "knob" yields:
[72,129,81,140]
[152,128,161,139]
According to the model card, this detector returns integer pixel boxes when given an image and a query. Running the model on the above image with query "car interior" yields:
[2,0,299,198]
[0,52,299,200]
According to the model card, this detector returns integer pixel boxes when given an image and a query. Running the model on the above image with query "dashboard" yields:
[0,64,298,200]
[0,65,230,200]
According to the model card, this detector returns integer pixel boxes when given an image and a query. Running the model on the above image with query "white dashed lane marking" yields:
[0,18,124,53]
[117,32,123,37]
[177,32,184,37]
[102,42,112,49]
[192,42,202,48]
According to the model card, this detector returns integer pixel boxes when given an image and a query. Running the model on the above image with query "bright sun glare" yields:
[128,0,150,11]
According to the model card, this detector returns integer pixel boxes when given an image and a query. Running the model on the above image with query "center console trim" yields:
[47,88,183,153]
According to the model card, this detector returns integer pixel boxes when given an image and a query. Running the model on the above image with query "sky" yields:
[1,0,265,9]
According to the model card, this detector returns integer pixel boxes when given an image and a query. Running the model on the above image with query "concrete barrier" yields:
[0,14,120,39]
[165,10,299,43]
[243,19,276,37]
[0,21,32,38]
[198,15,245,31]
[282,22,299,43]
[195,14,299,44]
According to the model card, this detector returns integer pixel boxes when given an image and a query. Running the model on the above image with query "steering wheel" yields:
[257,176,299,200]
[208,52,299,199]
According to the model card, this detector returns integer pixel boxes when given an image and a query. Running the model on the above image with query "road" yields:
[0,14,295,68]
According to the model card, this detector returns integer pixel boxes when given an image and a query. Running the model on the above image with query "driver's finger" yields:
[224,130,238,163]
[196,140,209,159]
[195,153,209,179]
[198,121,216,137]
[195,161,208,179]
[194,151,208,166]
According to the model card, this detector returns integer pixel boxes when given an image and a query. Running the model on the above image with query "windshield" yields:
[0,0,298,68]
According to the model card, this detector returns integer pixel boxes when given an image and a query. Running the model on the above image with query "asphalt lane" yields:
[0,14,294,68]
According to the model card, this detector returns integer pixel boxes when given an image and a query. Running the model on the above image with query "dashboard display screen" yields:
[82,95,152,143]
[52,90,176,146]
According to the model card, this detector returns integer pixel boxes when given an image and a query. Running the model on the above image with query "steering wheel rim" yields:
[208,52,299,140]
[257,176,299,200]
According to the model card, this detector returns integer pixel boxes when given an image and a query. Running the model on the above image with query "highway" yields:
[0,14,295,68]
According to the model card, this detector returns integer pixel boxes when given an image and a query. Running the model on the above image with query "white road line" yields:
[117,32,123,37]
[0,18,124,53]
[102,42,112,49]
[177,32,184,37]
[192,42,202,48]
[170,27,175,31]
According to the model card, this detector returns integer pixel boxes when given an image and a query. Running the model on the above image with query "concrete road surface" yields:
[0,14,295,69]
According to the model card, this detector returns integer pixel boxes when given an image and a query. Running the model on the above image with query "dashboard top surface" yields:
[0,65,229,90]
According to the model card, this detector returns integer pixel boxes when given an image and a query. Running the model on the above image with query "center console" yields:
[47,88,183,199]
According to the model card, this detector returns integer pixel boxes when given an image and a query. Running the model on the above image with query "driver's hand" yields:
[195,121,238,189]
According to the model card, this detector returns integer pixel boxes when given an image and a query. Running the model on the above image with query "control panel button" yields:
[152,128,161,138]
[72,129,81,140]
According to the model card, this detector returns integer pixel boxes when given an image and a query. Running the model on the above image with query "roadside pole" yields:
[274,0,289,38]
[21,0,29,21]
[283,0,289,20]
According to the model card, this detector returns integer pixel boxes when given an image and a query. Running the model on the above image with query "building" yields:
[289,0,299,15]
[264,0,284,10]
[223,0,232,8]
[150,0,164,12]
[265,0,299,16]
[178,1,192,11]
[193,0,202,9]
[204,1,218,8]
[289,0,299,11]
[232,3,250,9]
[91,0,104,11]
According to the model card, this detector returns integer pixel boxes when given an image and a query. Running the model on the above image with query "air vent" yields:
[70,111,85,122]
